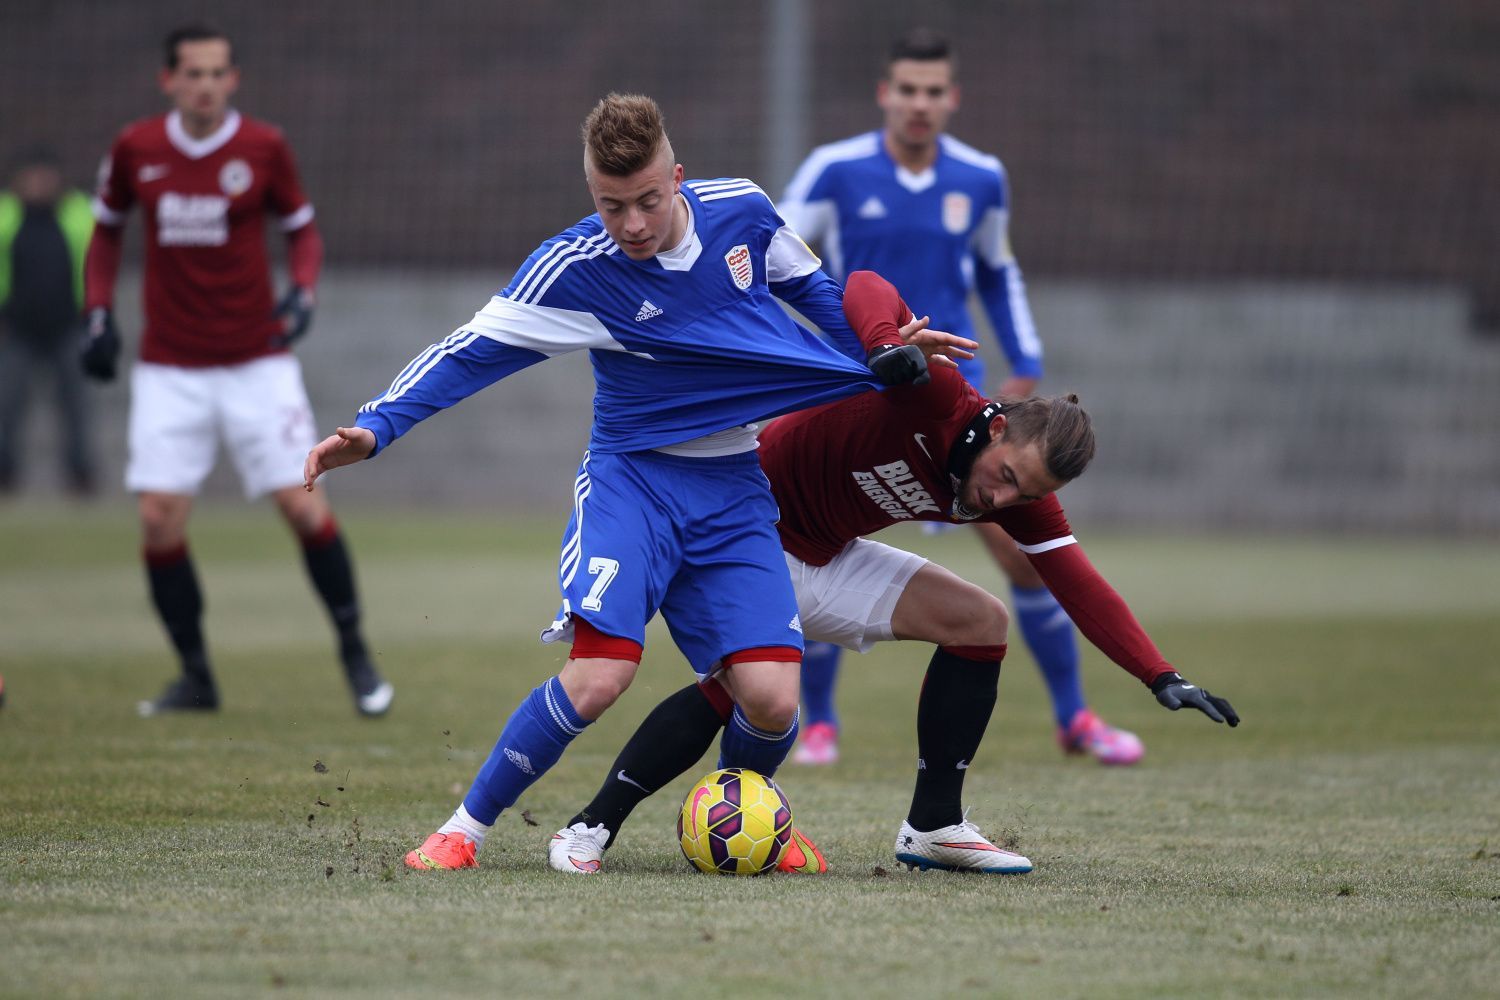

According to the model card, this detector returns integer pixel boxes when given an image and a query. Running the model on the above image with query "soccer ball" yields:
[678,768,793,875]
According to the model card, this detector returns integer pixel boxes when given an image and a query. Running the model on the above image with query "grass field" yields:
[2,503,1498,998]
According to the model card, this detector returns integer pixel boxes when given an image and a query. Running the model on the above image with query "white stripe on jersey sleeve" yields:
[91,196,125,226]
[467,295,627,355]
[781,133,879,205]
[279,204,315,232]
[1014,535,1077,555]
[938,134,1004,175]
[972,206,1014,269]
[765,225,823,282]
[696,185,766,203]
[357,298,634,414]
[1005,264,1043,361]
[779,133,878,246]
[509,232,616,305]
[777,198,836,246]
[688,178,763,195]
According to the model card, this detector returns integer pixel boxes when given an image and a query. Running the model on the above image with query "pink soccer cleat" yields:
[404,831,478,871]
[790,721,840,765]
[1058,708,1145,766]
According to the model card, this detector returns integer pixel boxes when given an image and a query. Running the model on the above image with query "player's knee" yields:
[272,486,329,536]
[738,685,800,733]
[559,658,636,720]
[939,587,1009,647]
[138,494,188,549]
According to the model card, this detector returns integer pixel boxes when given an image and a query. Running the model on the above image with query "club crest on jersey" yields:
[724,244,753,290]
[942,192,971,234]
[219,158,253,197]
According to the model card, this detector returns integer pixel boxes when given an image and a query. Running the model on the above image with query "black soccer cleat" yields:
[137,676,219,717]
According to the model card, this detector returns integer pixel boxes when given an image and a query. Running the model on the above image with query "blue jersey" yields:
[779,131,1042,381]
[355,179,876,455]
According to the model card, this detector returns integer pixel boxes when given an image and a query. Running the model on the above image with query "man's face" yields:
[159,39,238,124]
[878,58,958,150]
[959,431,1065,514]
[12,164,62,206]
[586,151,684,260]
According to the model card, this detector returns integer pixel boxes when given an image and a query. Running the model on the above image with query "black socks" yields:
[907,645,1003,832]
[570,682,730,844]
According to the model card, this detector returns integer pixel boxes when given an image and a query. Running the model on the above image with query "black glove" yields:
[272,286,315,348]
[1150,672,1240,726]
[79,307,121,381]
[866,343,930,387]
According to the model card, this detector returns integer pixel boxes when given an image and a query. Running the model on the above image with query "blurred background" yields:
[2,0,1497,532]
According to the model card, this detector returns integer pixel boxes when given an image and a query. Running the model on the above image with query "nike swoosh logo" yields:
[616,769,648,792]
[138,165,169,182]
[690,786,712,831]
[956,760,969,770]
[914,433,934,461]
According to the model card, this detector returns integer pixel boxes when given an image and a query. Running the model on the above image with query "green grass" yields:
[2,503,1498,998]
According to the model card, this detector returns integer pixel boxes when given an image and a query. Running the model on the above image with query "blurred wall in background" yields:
[3,0,1497,531]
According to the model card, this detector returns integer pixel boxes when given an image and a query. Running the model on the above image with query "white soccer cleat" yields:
[356,680,395,716]
[548,821,611,874]
[893,817,1032,874]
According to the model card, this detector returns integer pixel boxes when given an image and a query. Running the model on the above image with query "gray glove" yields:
[1150,672,1240,726]
[865,343,930,386]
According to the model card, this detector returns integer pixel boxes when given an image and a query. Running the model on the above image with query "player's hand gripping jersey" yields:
[356,180,877,454]
[780,132,1042,383]
[768,271,1174,685]
[89,110,321,366]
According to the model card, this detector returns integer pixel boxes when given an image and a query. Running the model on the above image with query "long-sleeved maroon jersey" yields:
[760,271,1173,684]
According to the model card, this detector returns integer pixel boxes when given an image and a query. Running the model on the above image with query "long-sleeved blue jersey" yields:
[779,131,1042,382]
[355,178,878,455]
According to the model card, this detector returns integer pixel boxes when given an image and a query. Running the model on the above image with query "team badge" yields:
[724,244,753,290]
[219,159,253,197]
[942,192,971,234]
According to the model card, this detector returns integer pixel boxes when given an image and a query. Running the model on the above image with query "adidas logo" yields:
[788,614,803,633]
[857,196,887,219]
[503,747,535,775]
[634,299,664,322]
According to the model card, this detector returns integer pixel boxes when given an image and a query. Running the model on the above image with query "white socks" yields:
[437,804,491,850]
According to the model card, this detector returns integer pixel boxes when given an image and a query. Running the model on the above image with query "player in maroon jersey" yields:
[79,24,392,717]
[546,270,1236,875]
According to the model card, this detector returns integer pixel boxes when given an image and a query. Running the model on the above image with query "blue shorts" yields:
[540,449,804,676]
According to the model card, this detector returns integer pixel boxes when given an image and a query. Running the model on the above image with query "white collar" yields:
[166,109,242,160]
[894,163,937,193]
[655,193,703,271]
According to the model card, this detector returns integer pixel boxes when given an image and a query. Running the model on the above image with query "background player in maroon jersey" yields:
[79,25,392,717]
[547,271,1236,875]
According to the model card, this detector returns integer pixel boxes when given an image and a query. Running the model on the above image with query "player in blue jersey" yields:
[303,94,945,872]
[776,29,1144,767]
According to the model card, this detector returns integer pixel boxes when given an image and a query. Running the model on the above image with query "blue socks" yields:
[1012,585,1086,727]
[799,641,842,728]
[463,676,589,824]
[718,705,799,778]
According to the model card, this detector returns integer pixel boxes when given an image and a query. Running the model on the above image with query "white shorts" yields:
[126,356,318,499]
[784,538,928,652]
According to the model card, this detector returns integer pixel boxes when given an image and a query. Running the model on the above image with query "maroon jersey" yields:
[93,110,313,366]
[763,364,1071,566]
[762,270,1173,684]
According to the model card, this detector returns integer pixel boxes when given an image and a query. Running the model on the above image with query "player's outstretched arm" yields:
[304,426,376,489]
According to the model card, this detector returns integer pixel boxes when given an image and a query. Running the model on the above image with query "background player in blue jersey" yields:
[778,28,1143,766]
[303,94,940,872]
